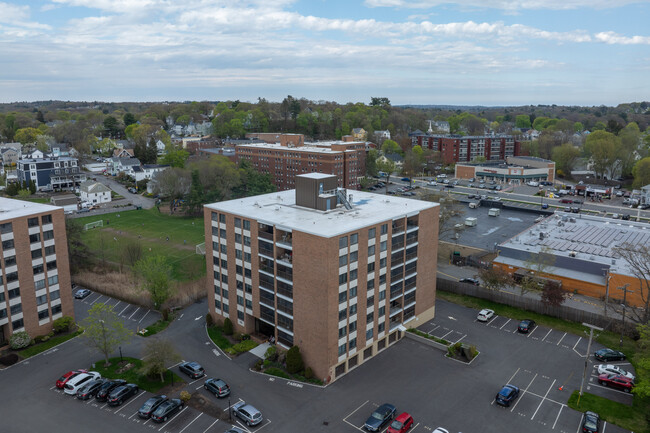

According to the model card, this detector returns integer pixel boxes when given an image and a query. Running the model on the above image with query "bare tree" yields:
[541,281,567,307]
[614,243,650,324]
[140,338,181,382]
[518,247,556,296]
[479,266,514,291]
[122,240,143,267]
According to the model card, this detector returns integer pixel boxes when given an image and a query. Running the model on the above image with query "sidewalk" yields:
[436,259,623,320]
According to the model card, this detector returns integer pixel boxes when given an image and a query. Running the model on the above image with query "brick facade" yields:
[412,134,521,164]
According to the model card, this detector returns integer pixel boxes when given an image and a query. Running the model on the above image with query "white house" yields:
[155,139,167,155]
[79,180,112,204]
[374,130,391,141]
[131,164,169,182]
[107,157,141,176]
[27,149,44,159]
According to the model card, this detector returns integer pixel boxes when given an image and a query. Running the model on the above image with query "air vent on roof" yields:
[612,259,616,265]
[539,232,544,240]
[569,251,576,257]
[569,218,576,223]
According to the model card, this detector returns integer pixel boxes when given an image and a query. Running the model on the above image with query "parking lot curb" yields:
[203,324,232,361]
[247,367,327,389]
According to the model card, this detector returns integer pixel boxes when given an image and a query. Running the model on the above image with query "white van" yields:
[465,217,477,227]
[469,202,480,209]
[64,372,101,395]
[527,181,539,187]
[488,208,501,217]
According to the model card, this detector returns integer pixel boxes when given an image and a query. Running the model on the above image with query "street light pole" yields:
[617,284,632,348]
[601,268,611,317]
[578,323,603,406]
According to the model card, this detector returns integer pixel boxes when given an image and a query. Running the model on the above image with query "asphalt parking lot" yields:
[73,288,161,332]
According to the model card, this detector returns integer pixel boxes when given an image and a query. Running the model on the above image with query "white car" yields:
[428,181,437,186]
[433,429,450,433]
[64,372,101,395]
[477,309,495,322]
[597,364,635,380]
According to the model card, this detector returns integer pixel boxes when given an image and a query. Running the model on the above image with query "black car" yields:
[364,403,396,431]
[459,278,480,286]
[495,384,520,407]
[151,398,184,423]
[138,395,168,419]
[76,379,105,400]
[107,383,139,406]
[518,319,536,333]
[594,348,626,362]
[581,411,600,433]
[74,289,91,299]
[95,379,126,401]
[179,361,205,379]
[204,378,230,397]
[621,214,630,220]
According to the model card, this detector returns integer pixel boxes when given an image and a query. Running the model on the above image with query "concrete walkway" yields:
[249,342,271,359]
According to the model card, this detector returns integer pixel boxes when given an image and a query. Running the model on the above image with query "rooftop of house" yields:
[0,197,61,221]
[494,212,650,280]
[206,189,437,238]
[79,180,110,194]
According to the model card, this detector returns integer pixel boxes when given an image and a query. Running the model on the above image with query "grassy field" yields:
[19,330,83,358]
[568,391,648,433]
[77,208,206,281]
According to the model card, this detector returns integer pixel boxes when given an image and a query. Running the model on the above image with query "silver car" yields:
[232,401,263,426]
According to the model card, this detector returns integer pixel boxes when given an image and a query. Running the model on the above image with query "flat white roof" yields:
[237,141,363,154]
[299,173,333,179]
[206,190,437,238]
[0,197,61,221]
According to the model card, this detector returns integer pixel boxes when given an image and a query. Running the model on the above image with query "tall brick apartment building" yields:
[204,173,439,382]
[410,133,522,164]
[235,134,366,191]
[0,198,74,344]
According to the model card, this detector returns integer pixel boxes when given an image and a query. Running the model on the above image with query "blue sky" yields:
[0,0,649,105]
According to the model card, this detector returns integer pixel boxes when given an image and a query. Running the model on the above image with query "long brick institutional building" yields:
[236,134,365,191]
[410,133,522,164]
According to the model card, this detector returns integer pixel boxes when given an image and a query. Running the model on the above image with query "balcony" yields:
[258,230,274,242]
[258,240,273,257]
[276,230,292,250]
[259,257,274,274]
[391,222,405,237]
[389,300,403,317]
[277,263,293,282]
[406,232,418,247]
[391,237,405,251]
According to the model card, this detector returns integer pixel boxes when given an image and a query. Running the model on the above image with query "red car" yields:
[55,370,87,389]
[388,412,414,433]
[598,374,634,393]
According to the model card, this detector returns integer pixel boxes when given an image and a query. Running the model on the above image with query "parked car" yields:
[74,289,91,299]
[621,214,630,220]
[179,361,205,379]
[56,369,87,389]
[224,428,245,433]
[581,411,600,433]
[573,199,583,204]
[541,203,549,209]
[594,348,626,362]
[560,198,572,204]
[598,374,634,392]
[364,403,396,432]
[432,429,450,433]
[495,384,520,406]
[232,401,263,426]
[387,412,414,433]
[597,364,635,381]
[477,309,495,322]
[64,372,101,395]
[138,395,168,419]
[517,319,536,333]
[401,177,410,182]
[204,378,230,397]
[107,383,139,406]
[76,208,90,214]
[76,379,105,400]
[459,278,479,286]
[95,379,126,401]
[151,398,184,423]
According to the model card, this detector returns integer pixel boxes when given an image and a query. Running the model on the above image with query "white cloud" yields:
[364,0,646,11]
[594,31,650,45]
[0,2,28,23]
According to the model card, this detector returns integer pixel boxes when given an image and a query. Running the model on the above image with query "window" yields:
[367,311,374,322]
[245,283,252,293]
[215,299,221,310]
[339,236,348,248]
[8,288,20,299]
[380,241,387,252]
[10,303,22,314]
[349,269,357,281]
[0,222,12,234]
[368,245,375,256]
[367,262,375,273]
[338,291,347,304]
[50,290,60,300]
[245,299,252,309]
[28,217,39,227]
[222,288,228,297]
[379,274,386,285]
[380,258,387,268]
[349,337,357,350]
[349,304,357,316]
[35,280,46,290]
[47,260,57,271]
[236,265,243,275]
[12,319,24,330]
[368,227,376,238]
[38,309,50,320]
[366,329,374,340]
[212,212,219,222]
[33,264,44,275]
[378,306,385,316]
[244,252,251,262]
[235,218,241,228]
[350,233,358,245]
[237,295,244,306]
[379,290,386,300]
[0,292,4,302]
[43,230,54,241]
[236,250,242,259]
[220,228,226,238]
[48,275,58,286]
[235,233,242,243]
[29,233,40,243]
[339,255,348,267]
[244,236,250,246]
[367,295,374,307]
[378,322,385,333]
[338,309,347,321]
[367,279,375,291]
[6,271,18,283]
[381,224,388,235]
[52,305,62,315]
[237,311,244,320]
[350,251,358,263]
[349,286,357,298]
[221,259,227,268]
[220,244,227,254]
[42,214,52,225]
[339,273,347,285]
[36,294,48,305]
[243,220,250,230]
[2,239,14,250]
[4,256,16,267]
[221,274,228,284]
[338,326,347,338]
[338,344,346,356]
[245,268,251,278]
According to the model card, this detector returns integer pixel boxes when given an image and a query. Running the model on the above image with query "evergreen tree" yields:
[146,137,158,164]
[185,169,204,216]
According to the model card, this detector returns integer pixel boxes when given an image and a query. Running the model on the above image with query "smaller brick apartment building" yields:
[236,134,366,191]
[204,173,438,382]
[0,198,74,345]
[455,156,556,184]
[410,133,522,165]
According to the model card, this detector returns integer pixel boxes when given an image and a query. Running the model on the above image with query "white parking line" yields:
[531,379,556,420]
[572,337,584,357]
[552,405,564,429]
[342,400,369,431]
[590,383,634,396]
[576,414,584,433]
[455,334,467,344]
[119,304,130,316]
[527,326,538,338]
[500,318,511,330]
[159,406,187,431]
[114,392,146,414]
[440,330,453,339]
[90,294,104,305]
[202,419,219,433]
[556,332,567,346]
[139,309,151,324]
[541,329,553,342]
[112,300,121,309]
[179,413,203,433]
[492,368,521,405]
[510,373,537,412]
[428,325,440,334]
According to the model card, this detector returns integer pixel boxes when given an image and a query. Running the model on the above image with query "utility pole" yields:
[617,284,632,348]
[601,268,611,317]
[578,323,603,406]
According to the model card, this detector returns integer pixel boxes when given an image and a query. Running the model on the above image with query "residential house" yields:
[352,128,367,141]
[374,130,391,141]
[50,194,79,213]
[16,157,86,191]
[27,149,44,159]
[378,153,404,169]
[79,180,112,204]
[155,140,167,155]
[107,157,141,176]
[130,164,169,182]
[1,148,20,166]
[113,148,135,158]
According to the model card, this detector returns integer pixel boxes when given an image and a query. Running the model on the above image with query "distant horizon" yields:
[1,0,648,106]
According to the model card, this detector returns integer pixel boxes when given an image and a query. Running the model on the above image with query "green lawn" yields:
[94,356,184,393]
[19,330,83,358]
[568,391,648,432]
[142,318,173,337]
[77,208,206,280]
[207,326,233,350]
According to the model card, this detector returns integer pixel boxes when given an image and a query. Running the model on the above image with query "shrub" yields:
[10,331,32,350]
[304,367,314,379]
[41,335,50,342]
[223,318,233,336]
[286,346,304,374]
[0,353,19,366]
[253,359,263,371]
[179,391,191,403]
[264,346,278,361]
[34,335,45,343]
[205,313,214,327]
[53,316,74,333]
[240,334,250,341]
[265,367,291,379]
